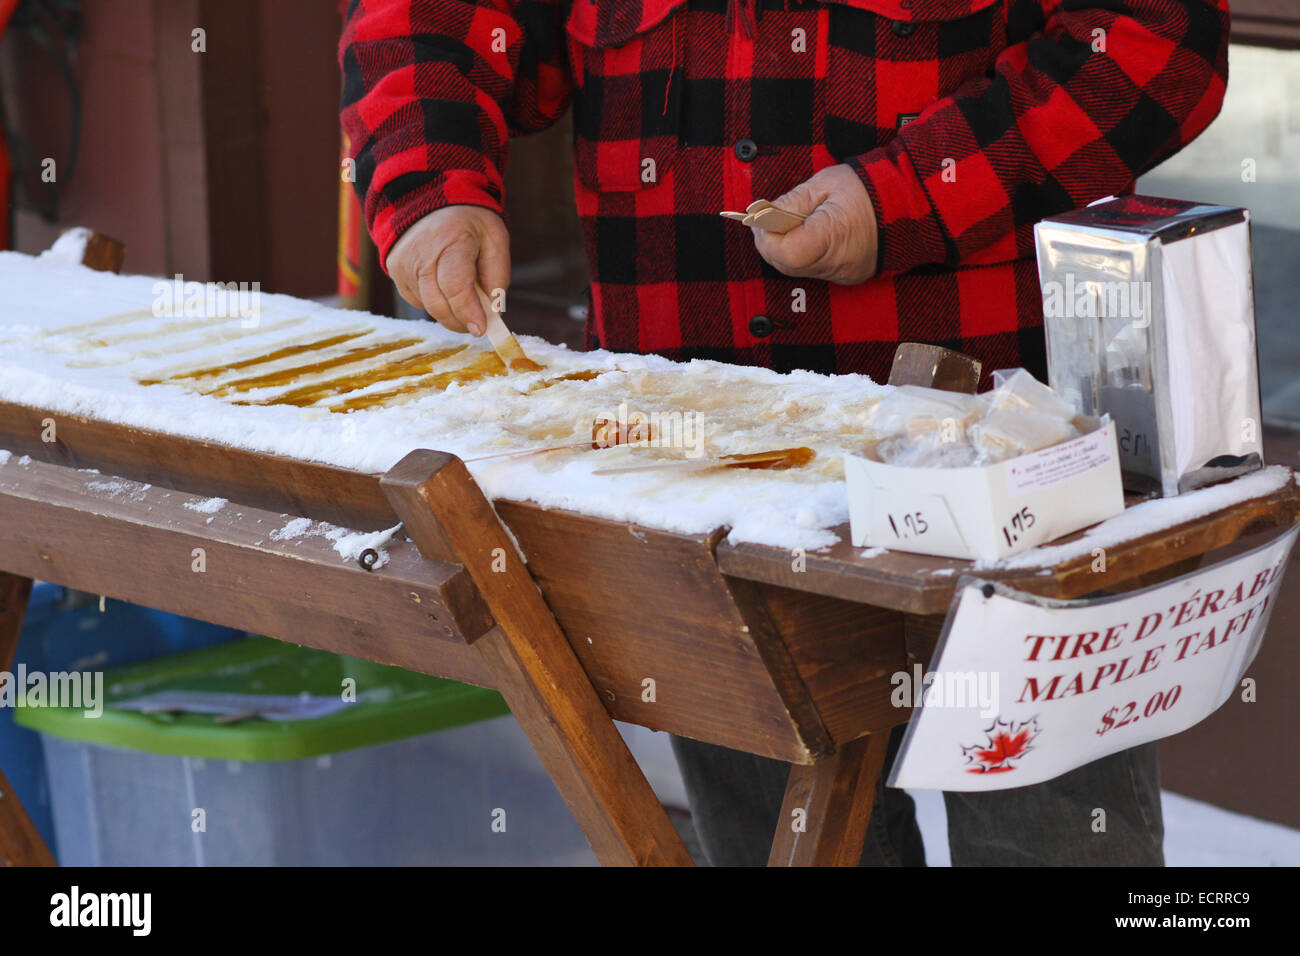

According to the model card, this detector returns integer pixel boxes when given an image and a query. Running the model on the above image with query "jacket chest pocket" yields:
[821,0,1006,161]
[566,0,687,192]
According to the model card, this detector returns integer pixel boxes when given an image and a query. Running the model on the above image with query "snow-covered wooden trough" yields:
[1,241,1296,866]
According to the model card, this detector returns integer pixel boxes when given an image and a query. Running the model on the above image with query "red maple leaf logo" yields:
[961,717,1040,774]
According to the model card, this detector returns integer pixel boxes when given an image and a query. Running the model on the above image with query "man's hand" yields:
[752,164,879,285]
[385,205,511,336]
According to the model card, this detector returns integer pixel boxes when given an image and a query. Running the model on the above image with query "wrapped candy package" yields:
[860,370,1086,468]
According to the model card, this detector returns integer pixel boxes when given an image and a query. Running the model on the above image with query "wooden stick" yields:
[475,284,543,372]
[592,447,812,476]
[381,451,694,866]
[462,441,594,464]
[720,201,806,232]
[746,206,804,233]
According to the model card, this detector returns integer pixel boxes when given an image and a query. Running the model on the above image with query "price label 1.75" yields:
[869,490,966,556]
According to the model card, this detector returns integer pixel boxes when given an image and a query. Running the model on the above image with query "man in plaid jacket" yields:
[341,0,1229,865]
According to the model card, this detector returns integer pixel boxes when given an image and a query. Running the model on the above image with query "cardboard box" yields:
[844,421,1125,562]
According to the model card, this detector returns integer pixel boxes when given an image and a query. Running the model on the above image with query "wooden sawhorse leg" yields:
[382,451,693,866]
[0,572,56,866]
[768,732,891,867]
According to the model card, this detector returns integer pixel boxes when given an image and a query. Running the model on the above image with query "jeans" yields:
[669,726,1164,866]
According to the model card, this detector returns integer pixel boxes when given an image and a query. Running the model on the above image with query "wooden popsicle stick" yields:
[592,459,742,476]
[723,201,805,232]
[748,199,805,221]
[748,207,805,234]
[463,441,595,463]
[592,448,814,476]
[475,284,544,373]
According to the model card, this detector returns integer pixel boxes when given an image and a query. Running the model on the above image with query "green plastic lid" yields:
[14,636,509,762]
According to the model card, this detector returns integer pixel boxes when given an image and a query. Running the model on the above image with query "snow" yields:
[269,517,313,541]
[85,478,152,502]
[38,227,92,266]
[0,450,10,467]
[86,480,133,495]
[324,523,402,569]
[0,251,892,550]
[860,546,888,558]
[183,496,228,514]
[978,466,1293,570]
[261,513,400,568]
[0,251,1291,558]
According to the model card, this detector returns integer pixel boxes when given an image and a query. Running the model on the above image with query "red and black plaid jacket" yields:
[340,0,1228,387]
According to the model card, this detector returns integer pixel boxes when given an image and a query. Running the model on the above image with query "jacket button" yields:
[734,138,759,162]
[749,314,774,338]
[891,19,915,37]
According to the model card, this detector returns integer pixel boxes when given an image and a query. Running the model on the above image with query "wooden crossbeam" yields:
[0,458,493,680]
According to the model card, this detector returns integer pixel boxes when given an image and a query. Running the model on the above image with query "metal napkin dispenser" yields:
[1034,195,1263,497]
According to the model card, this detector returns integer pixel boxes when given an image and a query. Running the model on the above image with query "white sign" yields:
[889,525,1297,791]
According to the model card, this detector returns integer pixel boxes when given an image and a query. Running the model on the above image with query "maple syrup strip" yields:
[82,316,317,372]
[137,329,366,385]
[44,308,181,338]
[238,346,477,407]
[528,369,606,390]
[148,330,371,385]
[77,314,250,352]
[210,337,425,395]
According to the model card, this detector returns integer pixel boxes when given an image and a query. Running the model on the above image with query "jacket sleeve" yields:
[339,0,572,268]
[848,0,1230,276]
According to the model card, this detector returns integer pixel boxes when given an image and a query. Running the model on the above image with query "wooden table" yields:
[1,397,1295,867]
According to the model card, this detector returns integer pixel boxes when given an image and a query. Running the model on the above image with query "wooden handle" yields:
[887,343,982,394]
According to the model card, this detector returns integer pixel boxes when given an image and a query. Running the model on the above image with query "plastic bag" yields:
[870,385,987,443]
[866,369,1082,468]
[985,368,1077,420]
[969,407,1079,464]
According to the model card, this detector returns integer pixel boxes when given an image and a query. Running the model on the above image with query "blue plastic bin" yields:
[0,584,244,853]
